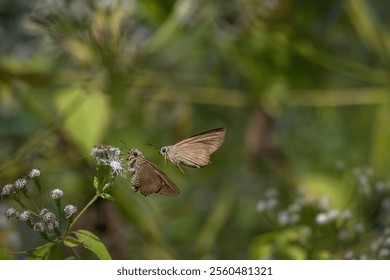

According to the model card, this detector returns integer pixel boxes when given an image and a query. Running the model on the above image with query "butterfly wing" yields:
[171,128,226,168]
[175,128,226,152]
[133,157,180,197]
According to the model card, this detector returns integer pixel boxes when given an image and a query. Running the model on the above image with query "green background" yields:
[1,0,390,259]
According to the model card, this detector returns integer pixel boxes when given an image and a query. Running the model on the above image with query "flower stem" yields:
[56,200,62,230]
[13,196,29,210]
[65,193,99,235]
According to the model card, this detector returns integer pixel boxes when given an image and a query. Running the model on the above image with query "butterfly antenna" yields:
[146,143,159,150]
[120,139,131,150]
[119,140,132,160]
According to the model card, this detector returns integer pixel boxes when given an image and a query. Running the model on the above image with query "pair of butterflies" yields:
[127,128,226,197]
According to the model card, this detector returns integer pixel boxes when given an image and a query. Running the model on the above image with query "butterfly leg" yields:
[176,164,185,173]
[131,176,139,192]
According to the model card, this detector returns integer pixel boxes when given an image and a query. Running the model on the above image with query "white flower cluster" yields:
[91,144,127,177]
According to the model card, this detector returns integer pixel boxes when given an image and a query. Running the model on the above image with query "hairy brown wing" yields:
[173,128,226,154]
[137,157,180,197]
[172,128,225,166]
[174,144,215,167]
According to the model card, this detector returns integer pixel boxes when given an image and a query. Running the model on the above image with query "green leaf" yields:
[100,193,115,201]
[27,243,54,260]
[63,236,82,247]
[251,228,307,260]
[73,229,112,260]
[93,176,99,191]
[54,87,110,151]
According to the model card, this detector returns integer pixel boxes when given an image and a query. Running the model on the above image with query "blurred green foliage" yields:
[1,0,390,259]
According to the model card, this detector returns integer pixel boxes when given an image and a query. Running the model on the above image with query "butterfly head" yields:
[160,146,168,155]
[160,146,170,163]
[127,148,142,166]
